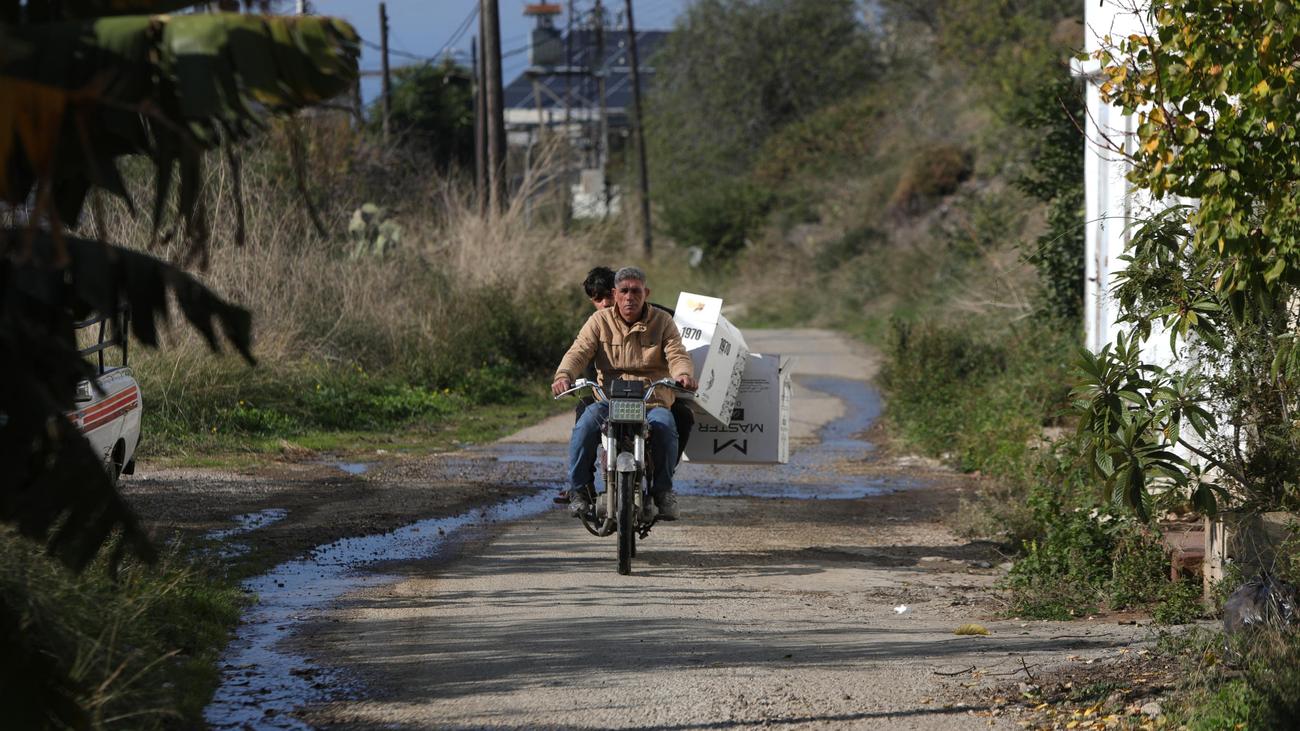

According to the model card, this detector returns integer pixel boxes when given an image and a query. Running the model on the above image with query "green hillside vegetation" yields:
[644,0,1209,630]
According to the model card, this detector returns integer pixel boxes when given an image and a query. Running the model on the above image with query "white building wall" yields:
[1075,0,1175,366]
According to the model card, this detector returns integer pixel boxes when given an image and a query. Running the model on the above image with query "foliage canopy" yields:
[1077,0,1300,517]
[370,59,474,168]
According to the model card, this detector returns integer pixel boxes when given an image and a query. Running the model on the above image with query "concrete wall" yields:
[1074,1,1175,367]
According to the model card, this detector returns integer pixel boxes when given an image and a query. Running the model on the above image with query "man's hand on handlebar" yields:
[551,377,572,397]
[675,375,698,392]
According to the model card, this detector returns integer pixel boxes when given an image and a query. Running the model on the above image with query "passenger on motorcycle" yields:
[552,267,698,520]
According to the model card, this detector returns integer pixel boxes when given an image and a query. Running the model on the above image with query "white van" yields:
[69,310,142,484]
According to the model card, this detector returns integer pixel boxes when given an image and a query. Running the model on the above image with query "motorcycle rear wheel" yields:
[617,472,635,575]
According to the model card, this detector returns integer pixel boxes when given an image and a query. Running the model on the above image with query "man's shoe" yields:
[655,492,680,521]
[569,486,594,517]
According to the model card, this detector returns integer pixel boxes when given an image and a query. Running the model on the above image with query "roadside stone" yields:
[1140,701,1162,718]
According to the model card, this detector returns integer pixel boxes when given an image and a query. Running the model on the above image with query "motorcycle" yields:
[554,377,689,575]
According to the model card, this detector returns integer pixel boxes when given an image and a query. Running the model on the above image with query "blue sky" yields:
[310,1,694,104]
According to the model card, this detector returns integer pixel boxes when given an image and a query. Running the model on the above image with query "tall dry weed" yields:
[86,122,595,376]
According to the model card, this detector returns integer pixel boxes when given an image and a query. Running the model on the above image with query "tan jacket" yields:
[555,305,694,409]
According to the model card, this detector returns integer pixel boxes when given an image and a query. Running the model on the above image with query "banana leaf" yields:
[9,0,206,22]
[0,13,358,241]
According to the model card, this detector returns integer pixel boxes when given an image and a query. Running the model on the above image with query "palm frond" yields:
[2,228,254,571]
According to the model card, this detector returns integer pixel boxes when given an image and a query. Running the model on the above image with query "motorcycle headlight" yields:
[608,399,646,423]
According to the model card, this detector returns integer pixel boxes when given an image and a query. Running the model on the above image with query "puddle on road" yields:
[204,492,558,730]
[202,509,290,559]
[677,376,920,500]
[495,453,565,464]
[205,376,913,726]
[331,461,372,475]
[206,509,290,542]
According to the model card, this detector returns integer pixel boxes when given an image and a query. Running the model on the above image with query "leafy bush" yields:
[1011,70,1085,321]
[1006,522,1111,619]
[881,317,1073,476]
[302,379,457,430]
[1166,629,1300,729]
[659,180,773,261]
[1153,578,1205,625]
[1003,492,1178,619]
[887,143,974,215]
[751,94,883,186]
[814,226,882,272]
[1109,524,1170,609]
[215,403,301,435]
[368,59,474,167]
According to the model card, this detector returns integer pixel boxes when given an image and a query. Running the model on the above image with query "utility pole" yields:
[561,0,574,230]
[564,0,574,136]
[595,0,610,217]
[482,0,507,213]
[295,0,308,14]
[472,34,486,213]
[379,2,391,146]
[624,0,651,255]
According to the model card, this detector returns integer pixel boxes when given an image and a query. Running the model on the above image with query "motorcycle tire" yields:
[617,471,635,575]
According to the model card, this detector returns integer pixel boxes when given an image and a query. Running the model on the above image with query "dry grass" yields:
[83,122,602,374]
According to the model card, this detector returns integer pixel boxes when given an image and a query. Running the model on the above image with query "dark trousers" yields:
[574,396,694,461]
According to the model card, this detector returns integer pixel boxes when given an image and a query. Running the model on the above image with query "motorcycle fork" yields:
[602,430,617,522]
[603,424,647,520]
[632,430,646,516]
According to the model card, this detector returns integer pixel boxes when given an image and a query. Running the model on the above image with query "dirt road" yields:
[173,329,1152,730]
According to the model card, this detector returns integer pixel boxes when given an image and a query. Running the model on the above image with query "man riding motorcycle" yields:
[552,267,697,520]
[575,266,695,457]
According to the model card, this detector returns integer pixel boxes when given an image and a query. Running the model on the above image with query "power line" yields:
[434,5,479,59]
[360,37,471,65]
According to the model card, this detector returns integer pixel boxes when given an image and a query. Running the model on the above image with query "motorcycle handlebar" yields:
[553,378,604,401]
[643,378,693,403]
[552,377,694,402]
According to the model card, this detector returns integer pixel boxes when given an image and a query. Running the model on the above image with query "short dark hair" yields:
[583,266,615,299]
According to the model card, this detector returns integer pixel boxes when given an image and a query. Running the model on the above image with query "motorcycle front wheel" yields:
[617,471,635,575]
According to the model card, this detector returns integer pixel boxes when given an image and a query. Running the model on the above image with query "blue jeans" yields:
[568,401,678,495]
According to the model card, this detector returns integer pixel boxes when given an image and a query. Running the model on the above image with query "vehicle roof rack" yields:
[74,306,130,376]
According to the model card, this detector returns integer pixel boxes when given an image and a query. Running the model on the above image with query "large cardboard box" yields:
[673,292,749,423]
[684,353,791,464]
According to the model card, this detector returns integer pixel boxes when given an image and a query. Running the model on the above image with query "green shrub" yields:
[881,317,1074,476]
[1153,578,1205,625]
[814,226,882,272]
[1004,505,1113,619]
[1002,452,1188,620]
[660,180,773,261]
[214,403,301,435]
[456,363,527,406]
[1109,525,1169,609]
[752,94,883,185]
[1167,629,1300,728]
[887,143,974,215]
[1181,679,1267,731]
[302,379,457,430]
